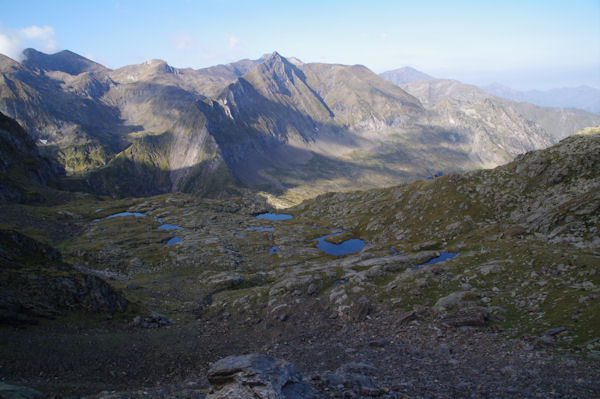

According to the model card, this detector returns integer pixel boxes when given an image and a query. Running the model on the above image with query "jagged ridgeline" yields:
[1,49,599,203]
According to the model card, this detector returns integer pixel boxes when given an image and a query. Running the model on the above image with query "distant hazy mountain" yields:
[1,49,599,204]
[401,79,600,143]
[482,83,600,114]
[379,66,434,85]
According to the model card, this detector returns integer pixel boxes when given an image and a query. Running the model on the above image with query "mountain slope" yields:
[401,79,600,167]
[69,100,239,198]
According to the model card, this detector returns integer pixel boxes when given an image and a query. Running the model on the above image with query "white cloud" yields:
[228,35,240,49]
[0,25,58,60]
[0,31,22,59]
[20,25,55,40]
[173,31,196,51]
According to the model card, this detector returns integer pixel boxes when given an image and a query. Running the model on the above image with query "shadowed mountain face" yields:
[1,49,599,203]
[0,112,62,203]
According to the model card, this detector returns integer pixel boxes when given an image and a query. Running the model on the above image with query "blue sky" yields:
[1,0,599,89]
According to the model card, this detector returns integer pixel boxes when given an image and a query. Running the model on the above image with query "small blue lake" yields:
[414,252,459,268]
[332,278,347,286]
[94,208,103,213]
[269,246,280,254]
[106,212,147,219]
[256,213,293,221]
[246,226,275,232]
[158,224,183,230]
[314,230,365,256]
[390,247,404,255]
[166,237,182,246]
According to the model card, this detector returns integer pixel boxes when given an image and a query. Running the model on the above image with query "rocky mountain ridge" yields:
[1,49,599,205]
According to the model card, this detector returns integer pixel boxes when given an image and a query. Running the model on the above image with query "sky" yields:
[0,0,599,90]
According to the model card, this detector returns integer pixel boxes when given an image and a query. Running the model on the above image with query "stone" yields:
[207,354,314,399]
[337,362,377,376]
[351,298,374,321]
[396,310,416,325]
[433,291,468,312]
[477,261,506,276]
[543,326,566,336]
[441,307,488,327]
[538,335,556,346]
[317,362,383,397]
[368,338,389,348]
[138,311,174,328]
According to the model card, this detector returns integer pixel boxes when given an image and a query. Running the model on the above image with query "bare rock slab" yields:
[207,353,314,399]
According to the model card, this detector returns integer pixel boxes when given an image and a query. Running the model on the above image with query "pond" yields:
[246,226,275,232]
[414,252,459,268]
[256,213,293,221]
[158,223,183,230]
[105,212,147,219]
[269,246,280,254]
[314,230,365,256]
[166,237,182,246]
[390,247,403,255]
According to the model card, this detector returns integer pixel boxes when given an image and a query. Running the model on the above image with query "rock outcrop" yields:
[207,354,314,399]
[0,229,127,325]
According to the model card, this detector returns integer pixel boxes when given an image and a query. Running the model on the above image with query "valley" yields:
[0,47,599,398]
[1,120,598,397]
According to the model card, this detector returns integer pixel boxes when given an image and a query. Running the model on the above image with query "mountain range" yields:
[1,48,599,204]
[482,83,600,114]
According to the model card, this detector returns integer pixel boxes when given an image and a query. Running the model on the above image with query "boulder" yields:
[207,354,314,399]
[441,307,488,327]
[433,291,468,312]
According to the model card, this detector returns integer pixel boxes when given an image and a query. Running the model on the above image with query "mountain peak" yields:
[21,48,109,75]
[380,66,434,86]
[144,59,176,74]
[258,51,282,61]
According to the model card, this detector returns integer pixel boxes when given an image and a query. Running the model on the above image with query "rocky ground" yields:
[0,130,598,398]
[1,301,599,398]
